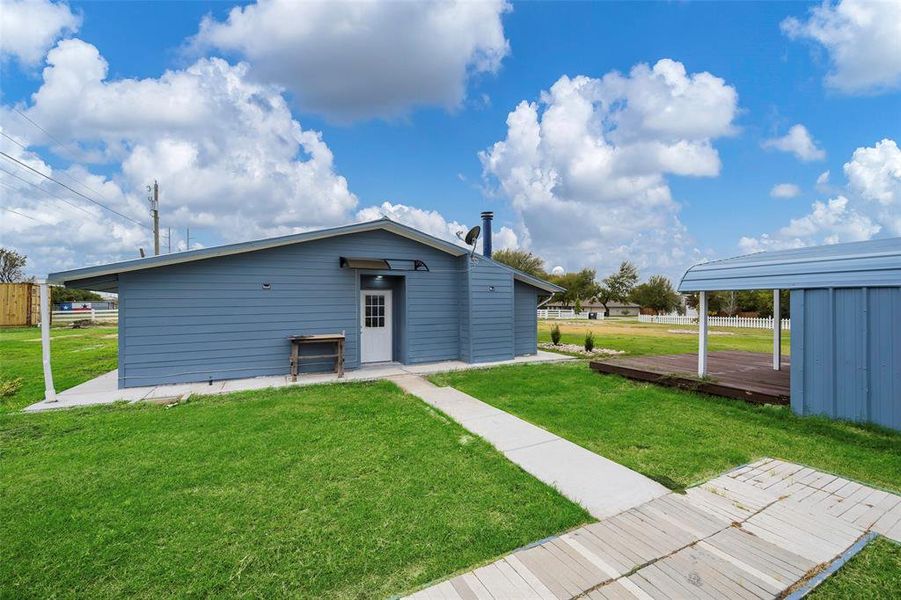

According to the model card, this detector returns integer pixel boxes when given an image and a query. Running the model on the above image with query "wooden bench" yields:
[289,334,345,381]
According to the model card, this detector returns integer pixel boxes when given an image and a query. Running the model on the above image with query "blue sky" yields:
[1,0,899,279]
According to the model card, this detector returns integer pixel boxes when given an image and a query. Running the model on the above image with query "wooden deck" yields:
[405,458,901,599]
[589,351,790,405]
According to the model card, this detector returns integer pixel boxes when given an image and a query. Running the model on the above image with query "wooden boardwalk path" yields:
[405,458,900,599]
[590,352,791,405]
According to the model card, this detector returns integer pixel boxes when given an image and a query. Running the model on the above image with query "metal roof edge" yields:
[47,218,469,284]
[677,236,901,292]
[472,254,564,293]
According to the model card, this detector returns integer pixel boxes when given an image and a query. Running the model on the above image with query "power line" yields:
[0,165,97,218]
[9,109,133,207]
[0,150,150,229]
[0,130,28,150]
[0,205,57,227]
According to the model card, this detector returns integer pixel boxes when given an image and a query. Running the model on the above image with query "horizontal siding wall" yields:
[119,229,461,387]
[791,287,900,430]
[513,280,538,356]
[469,257,514,363]
[459,260,471,363]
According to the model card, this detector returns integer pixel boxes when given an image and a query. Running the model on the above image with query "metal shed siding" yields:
[513,280,538,356]
[791,287,900,430]
[468,257,514,363]
[118,229,461,387]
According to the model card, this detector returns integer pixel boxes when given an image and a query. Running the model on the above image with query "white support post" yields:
[773,289,781,371]
[698,291,708,377]
[39,280,57,402]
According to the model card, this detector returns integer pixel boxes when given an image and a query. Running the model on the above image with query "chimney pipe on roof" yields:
[481,211,493,258]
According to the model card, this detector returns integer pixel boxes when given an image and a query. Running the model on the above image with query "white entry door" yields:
[361,290,393,363]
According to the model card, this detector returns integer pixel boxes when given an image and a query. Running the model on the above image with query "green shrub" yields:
[550,324,561,345]
[584,331,595,352]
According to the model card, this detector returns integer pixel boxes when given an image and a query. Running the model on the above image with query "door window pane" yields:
[365,295,386,328]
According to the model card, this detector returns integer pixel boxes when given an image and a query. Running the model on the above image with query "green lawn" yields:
[0,326,118,413]
[0,381,588,599]
[429,362,901,493]
[430,361,901,598]
[539,318,791,356]
[809,537,901,599]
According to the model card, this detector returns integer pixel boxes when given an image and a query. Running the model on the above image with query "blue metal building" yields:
[48,216,562,389]
[679,237,901,430]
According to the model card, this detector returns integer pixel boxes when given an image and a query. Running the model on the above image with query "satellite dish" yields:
[464,225,481,247]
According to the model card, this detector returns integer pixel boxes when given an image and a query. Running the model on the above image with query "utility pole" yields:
[148,180,160,256]
[167,227,171,253]
[186,227,190,250]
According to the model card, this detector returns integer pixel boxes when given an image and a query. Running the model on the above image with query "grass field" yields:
[809,537,901,599]
[430,361,901,597]
[0,381,588,598]
[0,326,118,413]
[539,318,791,356]
[430,362,900,493]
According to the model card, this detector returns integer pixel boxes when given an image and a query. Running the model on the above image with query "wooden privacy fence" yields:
[51,309,119,325]
[0,283,39,326]
[639,313,790,330]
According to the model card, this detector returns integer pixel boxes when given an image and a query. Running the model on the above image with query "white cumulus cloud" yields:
[356,201,518,253]
[844,138,901,234]
[1,38,360,275]
[762,124,826,162]
[739,138,900,252]
[782,0,901,94]
[192,0,511,121]
[0,0,80,66]
[480,59,738,278]
[770,183,801,199]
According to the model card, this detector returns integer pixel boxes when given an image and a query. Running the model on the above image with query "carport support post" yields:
[39,279,56,403]
[773,289,781,371]
[698,291,708,377]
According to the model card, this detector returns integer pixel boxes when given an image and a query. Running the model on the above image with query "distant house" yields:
[548,300,640,317]
[48,215,563,389]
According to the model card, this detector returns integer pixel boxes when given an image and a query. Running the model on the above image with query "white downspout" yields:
[39,279,56,402]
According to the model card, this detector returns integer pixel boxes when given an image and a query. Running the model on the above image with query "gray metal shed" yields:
[679,237,901,430]
[46,217,562,390]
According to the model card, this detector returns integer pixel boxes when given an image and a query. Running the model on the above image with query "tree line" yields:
[493,248,790,317]
[492,249,682,315]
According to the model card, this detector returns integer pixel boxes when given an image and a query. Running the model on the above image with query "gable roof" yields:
[678,237,901,292]
[48,217,564,294]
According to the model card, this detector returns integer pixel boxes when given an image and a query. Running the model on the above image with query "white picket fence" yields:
[639,313,790,330]
[51,309,119,324]
[537,309,599,320]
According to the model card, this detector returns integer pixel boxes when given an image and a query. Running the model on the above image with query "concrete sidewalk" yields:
[25,351,572,412]
[390,374,668,520]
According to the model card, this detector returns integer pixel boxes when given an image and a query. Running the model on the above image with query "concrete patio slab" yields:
[390,374,669,520]
[25,351,572,412]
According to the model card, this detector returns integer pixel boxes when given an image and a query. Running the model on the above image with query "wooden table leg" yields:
[290,341,299,382]
[337,339,345,378]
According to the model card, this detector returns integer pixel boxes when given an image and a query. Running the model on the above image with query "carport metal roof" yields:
[678,237,901,292]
